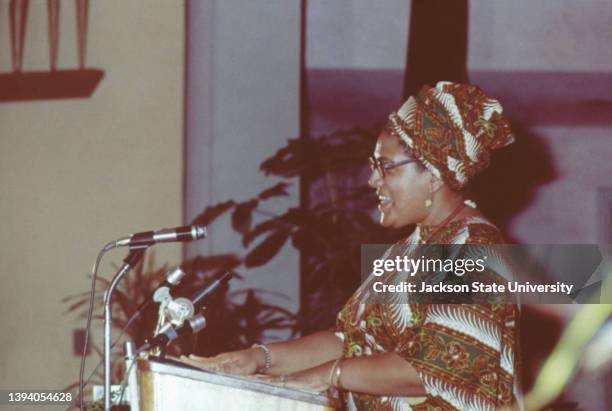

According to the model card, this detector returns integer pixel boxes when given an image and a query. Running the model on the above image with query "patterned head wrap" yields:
[386,81,514,190]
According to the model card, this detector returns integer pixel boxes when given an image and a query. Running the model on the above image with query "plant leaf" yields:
[183,254,242,274]
[258,182,290,200]
[231,199,258,234]
[244,229,291,268]
[191,200,236,226]
[242,219,281,247]
[260,138,304,178]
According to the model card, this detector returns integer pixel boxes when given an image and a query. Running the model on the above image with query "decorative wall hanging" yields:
[0,0,104,102]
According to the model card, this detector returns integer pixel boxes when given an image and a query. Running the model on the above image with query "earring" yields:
[425,179,434,208]
[464,199,477,208]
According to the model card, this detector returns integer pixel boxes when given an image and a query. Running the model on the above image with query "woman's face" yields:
[369,131,432,228]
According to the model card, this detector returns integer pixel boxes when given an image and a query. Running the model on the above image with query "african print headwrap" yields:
[386,81,514,190]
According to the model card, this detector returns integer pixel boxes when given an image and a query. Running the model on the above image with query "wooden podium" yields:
[135,358,339,410]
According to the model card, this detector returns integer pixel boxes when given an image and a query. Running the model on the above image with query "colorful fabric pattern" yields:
[385,82,514,190]
[335,217,521,411]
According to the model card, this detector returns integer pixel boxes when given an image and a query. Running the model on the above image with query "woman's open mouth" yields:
[378,195,392,211]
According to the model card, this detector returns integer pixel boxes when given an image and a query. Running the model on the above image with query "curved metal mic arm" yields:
[103,247,146,411]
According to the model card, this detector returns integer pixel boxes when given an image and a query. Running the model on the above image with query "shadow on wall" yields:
[470,121,557,239]
[469,122,561,398]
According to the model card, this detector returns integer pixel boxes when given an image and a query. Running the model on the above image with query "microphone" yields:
[154,271,231,334]
[115,225,207,248]
[131,267,187,319]
[165,297,195,326]
[142,314,207,350]
[191,271,233,307]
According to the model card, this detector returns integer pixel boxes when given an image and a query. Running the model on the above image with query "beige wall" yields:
[0,0,184,399]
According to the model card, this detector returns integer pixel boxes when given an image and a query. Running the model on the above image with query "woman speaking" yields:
[183,82,521,411]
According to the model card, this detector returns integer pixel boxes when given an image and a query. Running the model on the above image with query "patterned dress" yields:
[335,216,521,410]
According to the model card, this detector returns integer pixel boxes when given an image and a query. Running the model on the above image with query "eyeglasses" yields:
[368,155,416,178]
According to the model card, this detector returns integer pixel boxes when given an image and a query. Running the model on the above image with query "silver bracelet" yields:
[329,358,343,388]
[251,343,272,373]
[328,358,341,387]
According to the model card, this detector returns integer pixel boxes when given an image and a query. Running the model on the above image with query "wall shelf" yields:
[0,68,104,102]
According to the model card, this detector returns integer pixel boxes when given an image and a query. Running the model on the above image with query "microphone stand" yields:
[103,246,146,411]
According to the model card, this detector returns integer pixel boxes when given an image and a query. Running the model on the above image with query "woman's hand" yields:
[276,363,332,393]
[180,348,264,375]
